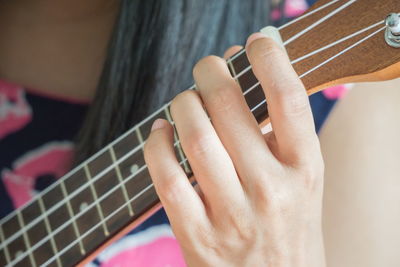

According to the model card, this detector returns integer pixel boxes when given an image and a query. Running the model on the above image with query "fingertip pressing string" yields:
[260,26,286,50]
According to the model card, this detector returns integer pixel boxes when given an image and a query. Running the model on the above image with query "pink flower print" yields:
[2,141,74,208]
[97,225,186,267]
[285,0,308,17]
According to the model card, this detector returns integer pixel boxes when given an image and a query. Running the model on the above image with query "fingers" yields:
[193,55,274,187]
[246,33,319,165]
[170,90,246,213]
[144,119,207,233]
[223,45,243,59]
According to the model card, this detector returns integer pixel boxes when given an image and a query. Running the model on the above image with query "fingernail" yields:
[246,27,285,51]
[246,32,268,49]
[151,119,167,132]
[260,26,284,48]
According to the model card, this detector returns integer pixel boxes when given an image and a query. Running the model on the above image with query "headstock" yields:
[279,0,400,94]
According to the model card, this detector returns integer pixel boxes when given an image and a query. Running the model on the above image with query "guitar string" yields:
[240,19,384,97]
[226,0,343,63]
[241,19,384,99]
[0,0,342,228]
[41,161,190,267]
[6,22,387,267]
[10,150,187,267]
[235,0,359,88]
[284,0,356,45]
[250,26,386,113]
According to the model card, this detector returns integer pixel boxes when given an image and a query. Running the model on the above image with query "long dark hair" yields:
[74,0,269,163]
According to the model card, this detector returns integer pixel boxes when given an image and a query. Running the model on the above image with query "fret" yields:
[140,108,169,140]
[127,184,159,220]
[113,130,140,159]
[237,67,258,95]
[135,128,145,150]
[174,140,191,176]
[88,149,112,177]
[109,147,134,216]
[21,201,59,267]
[88,166,133,234]
[64,168,107,254]
[37,197,62,267]
[0,225,11,265]
[2,213,29,265]
[16,212,36,267]
[59,181,86,255]
[229,49,250,77]
[83,164,109,236]
[0,247,7,267]
[41,182,80,265]
[52,222,83,267]
[118,150,153,200]
[244,85,270,123]
[228,59,239,82]
[229,50,269,123]
[86,149,132,234]
[29,228,58,267]
[41,186,70,231]
[164,106,192,175]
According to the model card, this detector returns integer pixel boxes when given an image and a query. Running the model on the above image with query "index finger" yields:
[246,33,319,164]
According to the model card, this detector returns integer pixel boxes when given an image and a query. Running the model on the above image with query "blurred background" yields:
[321,79,400,267]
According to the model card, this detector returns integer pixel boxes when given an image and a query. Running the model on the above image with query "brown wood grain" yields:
[281,0,400,94]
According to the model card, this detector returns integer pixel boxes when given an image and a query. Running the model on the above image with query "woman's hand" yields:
[144,33,325,266]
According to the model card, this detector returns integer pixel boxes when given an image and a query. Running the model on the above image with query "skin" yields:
[1,1,327,265]
[0,0,119,101]
[144,34,326,266]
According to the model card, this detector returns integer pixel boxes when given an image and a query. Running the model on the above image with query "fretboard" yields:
[1,0,399,266]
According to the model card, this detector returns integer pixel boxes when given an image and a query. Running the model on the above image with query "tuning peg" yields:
[386,13,400,35]
[385,13,400,48]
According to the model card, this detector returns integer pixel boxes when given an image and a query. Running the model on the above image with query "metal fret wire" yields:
[9,151,186,267]
[240,19,385,97]
[42,160,189,267]
[251,26,386,113]
[3,0,378,265]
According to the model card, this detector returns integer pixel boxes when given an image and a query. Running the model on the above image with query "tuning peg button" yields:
[385,13,400,48]
[386,13,400,35]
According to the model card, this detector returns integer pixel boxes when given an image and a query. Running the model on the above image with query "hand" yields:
[144,33,325,267]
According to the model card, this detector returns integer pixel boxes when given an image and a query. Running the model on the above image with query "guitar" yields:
[1,0,399,266]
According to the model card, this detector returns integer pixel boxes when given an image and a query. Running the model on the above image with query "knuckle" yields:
[185,130,216,159]
[276,88,310,116]
[297,158,325,192]
[207,84,237,113]
[143,135,158,161]
[228,213,256,244]
[250,37,284,63]
[157,169,185,201]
